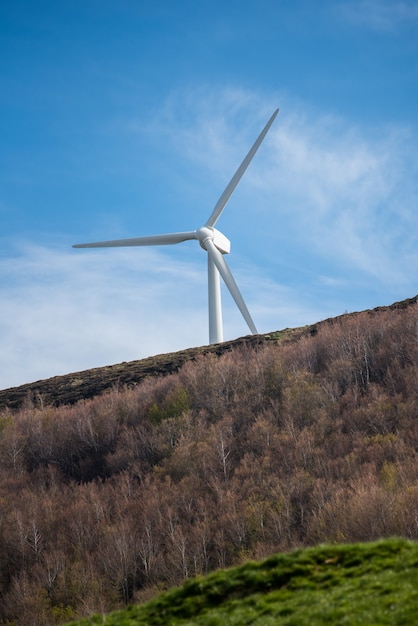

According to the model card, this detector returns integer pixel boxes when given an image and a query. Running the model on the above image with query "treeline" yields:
[0,303,417,624]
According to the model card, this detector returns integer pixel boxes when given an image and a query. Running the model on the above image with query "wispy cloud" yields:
[0,243,204,388]
[337,0,418,31]
[137,90,418,287]
[264,112,418,285]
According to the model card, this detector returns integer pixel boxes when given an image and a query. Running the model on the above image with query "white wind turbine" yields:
[73,109,279,344]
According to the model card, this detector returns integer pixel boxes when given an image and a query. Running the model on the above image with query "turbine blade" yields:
[205,238,257,335]
[205,108,279,228]
[73,231,196,248]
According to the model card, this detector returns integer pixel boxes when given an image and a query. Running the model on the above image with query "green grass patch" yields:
[66,538,418,625]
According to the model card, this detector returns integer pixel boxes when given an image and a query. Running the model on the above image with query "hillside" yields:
[0,295,417,624]
[66,538,418,625]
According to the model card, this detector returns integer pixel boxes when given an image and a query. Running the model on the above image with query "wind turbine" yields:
[73,109,279,344]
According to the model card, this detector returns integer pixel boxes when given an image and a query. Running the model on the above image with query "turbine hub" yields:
[195,227,231,254]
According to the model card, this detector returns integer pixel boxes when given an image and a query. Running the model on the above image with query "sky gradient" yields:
[1,0,418,388]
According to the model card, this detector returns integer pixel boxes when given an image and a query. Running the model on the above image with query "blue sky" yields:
[1,0,418,389]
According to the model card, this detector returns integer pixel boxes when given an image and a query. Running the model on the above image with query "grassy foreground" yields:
[67,538,418,625]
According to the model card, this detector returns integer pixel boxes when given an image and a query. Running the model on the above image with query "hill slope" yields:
[0,295,417,624]
[67,538,418,625]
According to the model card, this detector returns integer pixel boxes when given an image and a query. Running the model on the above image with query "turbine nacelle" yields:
[195,226,231,255]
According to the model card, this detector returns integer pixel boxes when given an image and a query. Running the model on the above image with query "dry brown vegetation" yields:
[0,301,417,624]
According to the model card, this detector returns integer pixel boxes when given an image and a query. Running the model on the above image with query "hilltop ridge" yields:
[1,295,417,410]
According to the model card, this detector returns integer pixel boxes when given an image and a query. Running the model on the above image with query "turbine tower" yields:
[73,109,279,344]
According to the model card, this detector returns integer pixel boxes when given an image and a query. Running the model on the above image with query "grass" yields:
[66,538,418,625]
